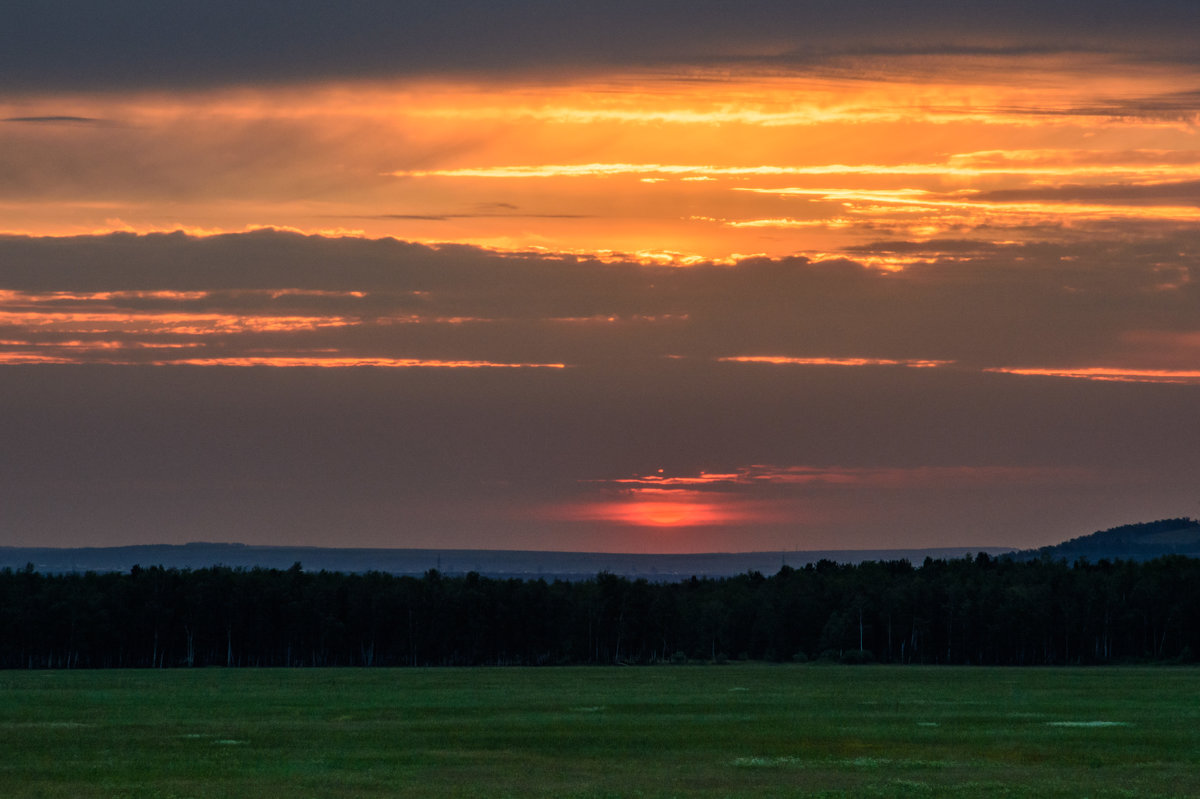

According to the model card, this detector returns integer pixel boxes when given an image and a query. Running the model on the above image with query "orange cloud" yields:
[4,51,1200,260]
[985,367,1200,384]
[0,310,355,335]
[599,464,1098,491]
[394,156,1200,182]
[718,356,952,368]
[152,357,566,368]
[736,187,1200,224]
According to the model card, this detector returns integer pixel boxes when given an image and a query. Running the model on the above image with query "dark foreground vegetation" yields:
[4,553,1200,668]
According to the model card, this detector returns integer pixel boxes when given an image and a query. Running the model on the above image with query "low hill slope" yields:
[1022,517,1200,562]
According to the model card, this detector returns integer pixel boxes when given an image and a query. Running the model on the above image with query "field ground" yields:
[2,664,1199,798]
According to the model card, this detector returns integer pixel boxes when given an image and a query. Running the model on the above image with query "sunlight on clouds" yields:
[0,310,355,335]
[145,357,567,369]
[390,57,1200,129]
[3,51,1199,260]
[0,340,567,369]
[718,356,952,368]
[737,187,1200,225]
[0,283,577,366]
[0,289,209,304]
[395,157,1200,181]
[599,464,1101,490]
[984,367,1200,385]
[556,462,1105,531]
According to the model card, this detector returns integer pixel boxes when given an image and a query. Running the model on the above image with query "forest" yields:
[3,553,1200,669]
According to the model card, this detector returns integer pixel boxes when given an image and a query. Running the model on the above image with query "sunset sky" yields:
[3,1,1199,553]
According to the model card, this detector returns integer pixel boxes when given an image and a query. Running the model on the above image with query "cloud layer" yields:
[2,231,1197,375]
[1,232,1197,551]
[4,3,1199,552]
[6,1,1200,91]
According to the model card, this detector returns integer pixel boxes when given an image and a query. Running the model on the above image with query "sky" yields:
[2,1,1199,553]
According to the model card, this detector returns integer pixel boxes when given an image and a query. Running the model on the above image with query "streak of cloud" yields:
[1,230,1196,376]
[2,115,103,124]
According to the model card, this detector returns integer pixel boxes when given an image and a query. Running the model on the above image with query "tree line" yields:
[3,554,1200,669]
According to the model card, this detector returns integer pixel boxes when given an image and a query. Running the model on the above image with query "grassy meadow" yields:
[2,664,1199,798]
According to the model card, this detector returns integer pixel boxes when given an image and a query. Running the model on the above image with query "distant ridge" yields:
[0,542,1011,581]
[1016,517,1200,562]
[7,520,1198,577]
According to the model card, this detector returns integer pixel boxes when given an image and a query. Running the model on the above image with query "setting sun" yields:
[553,489,785,530]
[610,498,725,528]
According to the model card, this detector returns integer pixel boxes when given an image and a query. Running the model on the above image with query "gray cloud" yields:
[971,180,1200,204]
[998,89,1200,122]
[2,115,103,124]
[4,1,1200,92]
[1,229,1198,369]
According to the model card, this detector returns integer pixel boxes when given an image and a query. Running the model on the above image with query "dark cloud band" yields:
[5,1,1200,91]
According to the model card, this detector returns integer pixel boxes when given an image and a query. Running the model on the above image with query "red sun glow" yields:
[606,499,725,528]
[557,490,771,528]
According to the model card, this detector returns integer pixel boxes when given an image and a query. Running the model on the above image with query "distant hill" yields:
[6,520,1198,577]
[1017,517,1200,562]
[0,542,1011,580]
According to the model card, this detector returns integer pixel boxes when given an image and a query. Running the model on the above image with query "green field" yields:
[3,665,1199,798]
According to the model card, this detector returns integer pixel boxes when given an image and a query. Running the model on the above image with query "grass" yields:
[2,664,1199,797]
